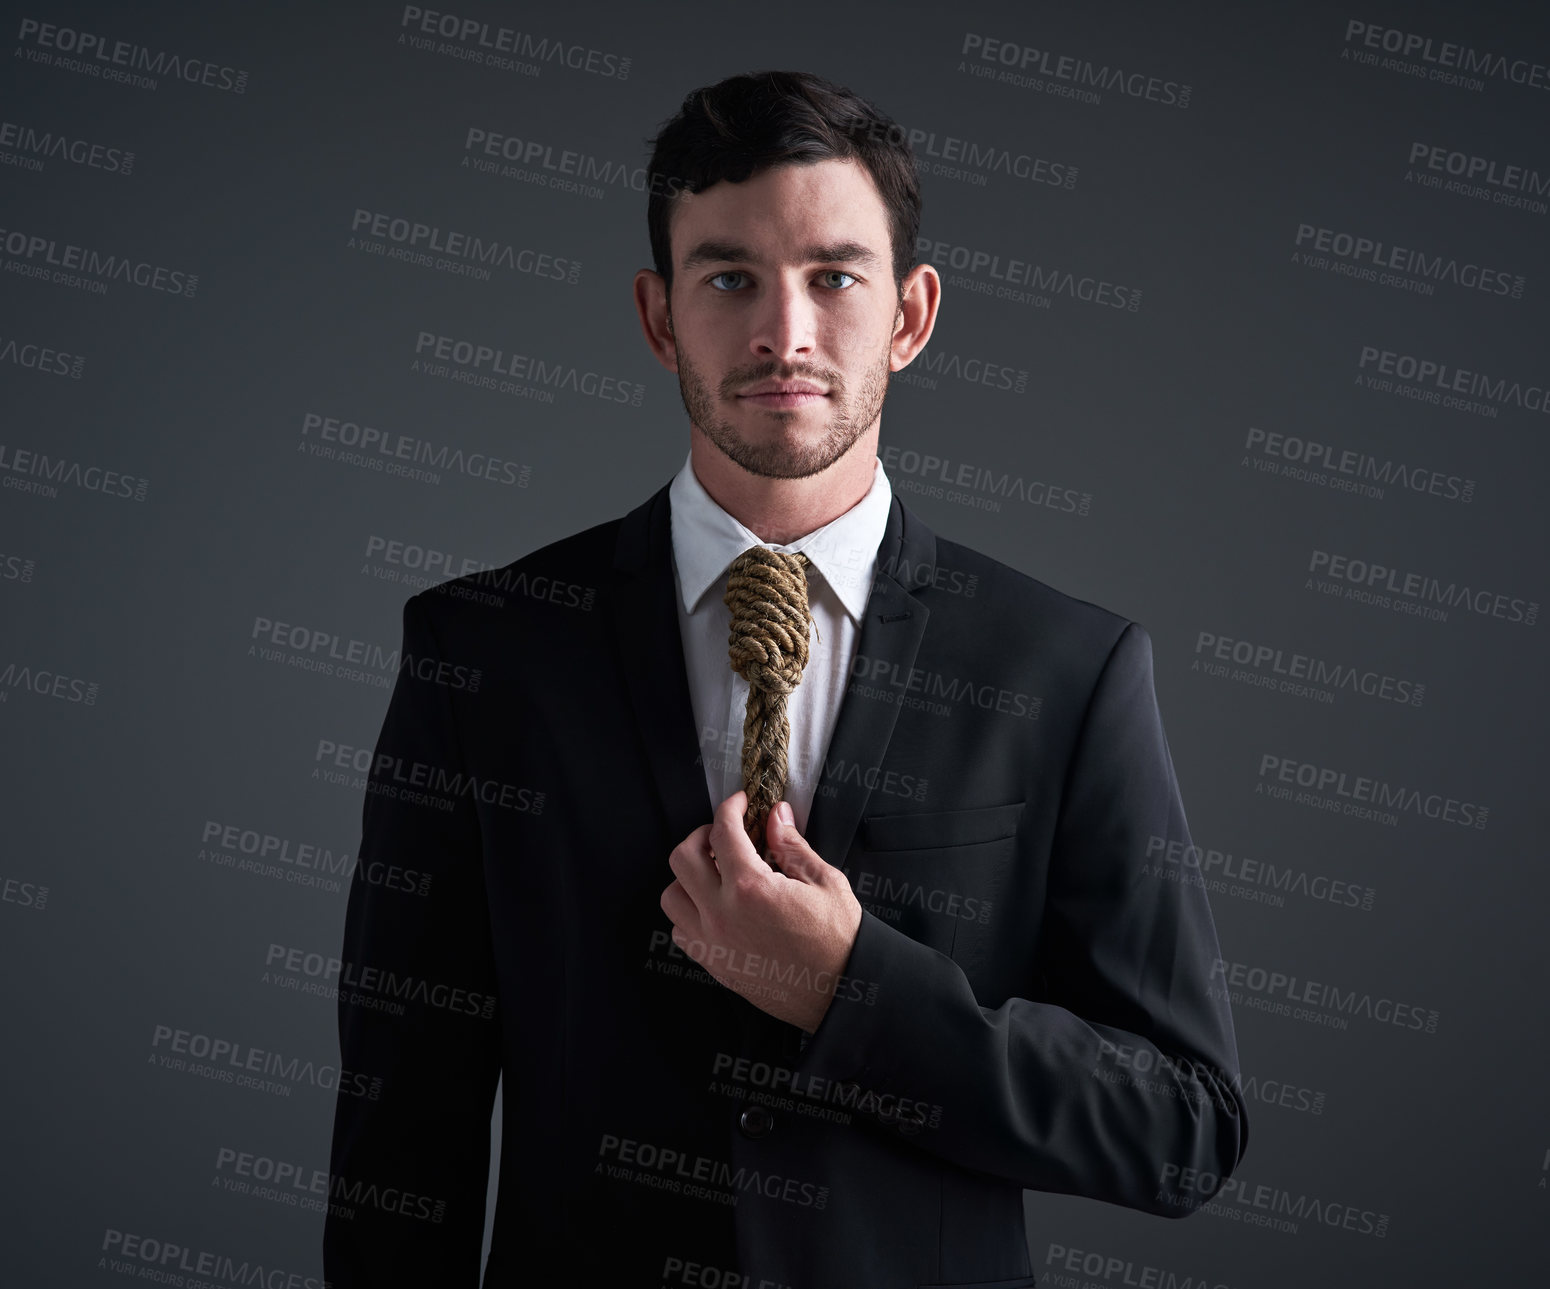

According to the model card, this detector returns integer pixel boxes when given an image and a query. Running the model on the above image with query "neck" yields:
[688,426,880,545]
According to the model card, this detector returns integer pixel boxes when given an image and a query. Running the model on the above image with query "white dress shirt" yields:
[668,448,894,836]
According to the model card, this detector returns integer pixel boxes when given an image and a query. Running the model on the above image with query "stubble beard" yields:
[674,322,893,481]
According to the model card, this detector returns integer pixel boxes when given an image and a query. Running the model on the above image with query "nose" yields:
[748,275,816,362]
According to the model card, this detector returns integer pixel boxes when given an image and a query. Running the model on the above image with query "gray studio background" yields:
[3,0,1547,1284]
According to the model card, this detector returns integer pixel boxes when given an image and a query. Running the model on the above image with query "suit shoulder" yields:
[924,534,1138,657]
[404,514,622,632]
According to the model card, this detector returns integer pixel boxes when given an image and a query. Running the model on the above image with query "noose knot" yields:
[723,547,813,857]
[725,548,812,694]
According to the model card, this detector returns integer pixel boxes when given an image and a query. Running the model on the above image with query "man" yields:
[325,70,1248,1288]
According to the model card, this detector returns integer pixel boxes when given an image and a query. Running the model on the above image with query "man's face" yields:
[664,158,901,480]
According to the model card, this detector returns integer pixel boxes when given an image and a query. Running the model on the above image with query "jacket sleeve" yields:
[795,620,1249,1215]
[323,591,502,1284]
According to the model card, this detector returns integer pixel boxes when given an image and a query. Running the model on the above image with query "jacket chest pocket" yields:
[844,801,1025,959]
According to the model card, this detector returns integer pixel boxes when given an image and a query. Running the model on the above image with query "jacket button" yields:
[739,1105,775,1138]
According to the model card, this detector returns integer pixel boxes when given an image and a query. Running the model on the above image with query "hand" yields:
[660,790,863,1033]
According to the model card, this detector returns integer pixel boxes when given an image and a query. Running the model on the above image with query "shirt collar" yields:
[668,448,893,623]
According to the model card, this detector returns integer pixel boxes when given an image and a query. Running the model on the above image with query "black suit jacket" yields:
[324,478,1249,1288]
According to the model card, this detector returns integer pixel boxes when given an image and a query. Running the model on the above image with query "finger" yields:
[765,803,821,884]
[659,879,702,938]
[711,790,774,878]
[667,824,721,905]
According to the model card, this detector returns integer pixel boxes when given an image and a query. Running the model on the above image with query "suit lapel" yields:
[607,477,939,865]
[802,489,936,866]
[606,482,714,846]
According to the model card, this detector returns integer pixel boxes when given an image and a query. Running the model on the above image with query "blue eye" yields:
[707,270,859,291]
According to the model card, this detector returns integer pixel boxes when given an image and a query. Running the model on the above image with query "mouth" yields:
[737,386,830,409]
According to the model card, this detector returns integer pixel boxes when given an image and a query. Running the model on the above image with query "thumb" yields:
[767,801,821,880]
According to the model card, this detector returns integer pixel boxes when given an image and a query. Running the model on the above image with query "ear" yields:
[633,267,678,371]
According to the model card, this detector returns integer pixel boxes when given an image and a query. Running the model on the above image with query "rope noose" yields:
[724,547,813,857]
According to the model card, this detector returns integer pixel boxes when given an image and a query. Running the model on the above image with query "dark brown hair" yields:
[645,70,921,303]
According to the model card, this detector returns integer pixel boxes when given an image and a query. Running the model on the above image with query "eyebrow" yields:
[680,239,883,272]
